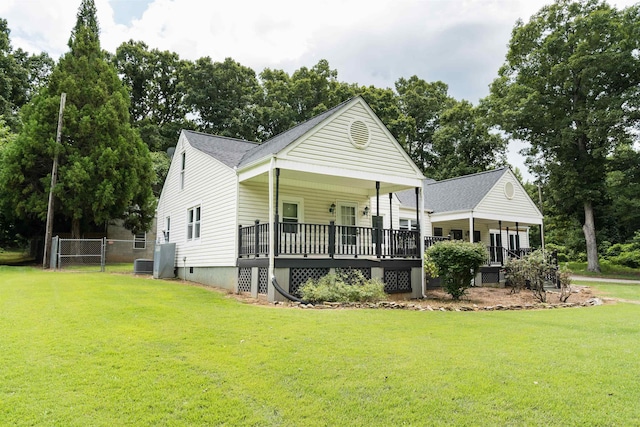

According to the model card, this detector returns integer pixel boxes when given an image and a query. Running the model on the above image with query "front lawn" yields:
[1,267,640,426]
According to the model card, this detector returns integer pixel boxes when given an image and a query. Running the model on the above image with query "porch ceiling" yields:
[432,217,540,229]
[243,168,418,196]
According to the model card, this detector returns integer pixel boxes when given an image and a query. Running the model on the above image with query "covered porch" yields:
[236,159,426,300]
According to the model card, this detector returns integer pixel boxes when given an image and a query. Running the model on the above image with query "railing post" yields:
[329,221,336,258]
[254,220,260,257]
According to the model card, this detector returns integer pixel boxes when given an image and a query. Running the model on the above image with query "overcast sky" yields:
[2,0,637,182]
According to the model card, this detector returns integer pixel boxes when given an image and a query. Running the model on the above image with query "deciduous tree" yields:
[488,0,640,271]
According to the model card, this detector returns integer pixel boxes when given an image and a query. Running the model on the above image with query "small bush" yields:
[299,269,386,303]
[558,264,573,303]
[425,240,487,300]
[505,250,562,303]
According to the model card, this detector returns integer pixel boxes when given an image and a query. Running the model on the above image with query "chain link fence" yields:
[52,237,156,273]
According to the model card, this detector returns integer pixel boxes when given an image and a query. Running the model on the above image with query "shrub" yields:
[558,264,573,303]
[425,240,487,300]
[505,250,564,303]
[299,269,386,303]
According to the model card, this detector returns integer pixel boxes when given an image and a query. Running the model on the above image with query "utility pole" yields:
[43,93,66,269]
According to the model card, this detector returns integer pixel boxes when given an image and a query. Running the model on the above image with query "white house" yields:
[156,97,427,301]
[391,167,544,285]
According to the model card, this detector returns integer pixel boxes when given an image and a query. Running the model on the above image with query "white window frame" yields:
[180,151,186,190]
[279,198,304,233]
[164,216,171,242]
[187,205,201,241]
[337,201,358,246]
[399,218,418,231]
[133,232,146,249]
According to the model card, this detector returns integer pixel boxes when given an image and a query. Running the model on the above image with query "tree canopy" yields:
[487,0,640,271]
[0,0,155,239]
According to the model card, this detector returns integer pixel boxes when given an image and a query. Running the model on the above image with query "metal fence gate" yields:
[54,237,106,271]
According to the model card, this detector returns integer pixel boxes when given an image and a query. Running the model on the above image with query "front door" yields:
[490,232,502,264]
[338,203,357,248]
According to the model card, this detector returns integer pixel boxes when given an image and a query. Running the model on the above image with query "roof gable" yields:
[397,168,509,212]
[237,99,351,168]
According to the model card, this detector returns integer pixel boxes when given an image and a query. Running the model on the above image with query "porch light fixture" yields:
[329,203,336,214]
[363,206,370,216]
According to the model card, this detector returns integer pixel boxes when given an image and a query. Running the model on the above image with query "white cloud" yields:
[2,0,637,182]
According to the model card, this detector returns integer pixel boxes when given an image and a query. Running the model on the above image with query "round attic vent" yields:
[504,181,515,199]
[349,120,370,149]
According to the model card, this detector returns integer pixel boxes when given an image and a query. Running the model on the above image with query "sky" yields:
[2,0,637,182]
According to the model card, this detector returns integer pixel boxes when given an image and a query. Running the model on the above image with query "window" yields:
[133,232,146,249]
[473,230,481,242]
[187,206,201,240]
[400,218,418,231]
[339,204,357,245]
[282,202,299,233]
[433,227,443,237]
[180,152,186,190]
[164,216,171,242]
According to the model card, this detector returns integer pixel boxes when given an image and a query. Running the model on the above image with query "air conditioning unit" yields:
[134,258,154,275]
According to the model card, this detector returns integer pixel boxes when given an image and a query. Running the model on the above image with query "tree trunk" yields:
[71,218,81,239]
[582,201,600,272]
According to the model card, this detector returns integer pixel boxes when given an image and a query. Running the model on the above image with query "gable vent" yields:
[349,120,370,149]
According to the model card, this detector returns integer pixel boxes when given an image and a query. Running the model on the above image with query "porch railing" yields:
[424,235,450,248]
[238,221,420,258]
[488,246,533,265]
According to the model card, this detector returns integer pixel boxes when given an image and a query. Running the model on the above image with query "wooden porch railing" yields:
[238,221,420,258]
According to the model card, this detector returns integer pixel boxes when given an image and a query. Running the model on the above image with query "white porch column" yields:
[419,185,426,298]
[469,214,474,243]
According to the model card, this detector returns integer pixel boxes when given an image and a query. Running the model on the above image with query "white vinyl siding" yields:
[475,172,542,223]
[284,102,420,180]
[156,133,238,267]
[238,181,371,229]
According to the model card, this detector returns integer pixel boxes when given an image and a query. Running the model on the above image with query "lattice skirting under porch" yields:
[289,267,330,297]
[383,269,411,293]
[238,267,252,293]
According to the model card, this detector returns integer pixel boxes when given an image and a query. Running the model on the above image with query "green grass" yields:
[567,260,640,280]
[2,267,640,426]
[573,278,640,302]
[0,249,33,265]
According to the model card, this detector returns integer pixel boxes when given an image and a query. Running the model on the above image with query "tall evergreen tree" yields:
[0,0,154,239]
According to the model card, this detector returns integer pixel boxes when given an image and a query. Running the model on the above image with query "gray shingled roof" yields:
[397,168,509,213]
[183,98,356,169]
[183,130,258,168]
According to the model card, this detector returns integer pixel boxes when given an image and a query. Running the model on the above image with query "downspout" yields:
[268,158,275,300]
[272,276,308,304]
[376,181,381,258]
[388,192,393,230]
[275,167,280,256]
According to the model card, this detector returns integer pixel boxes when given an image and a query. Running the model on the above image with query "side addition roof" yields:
[397,168,509,213]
